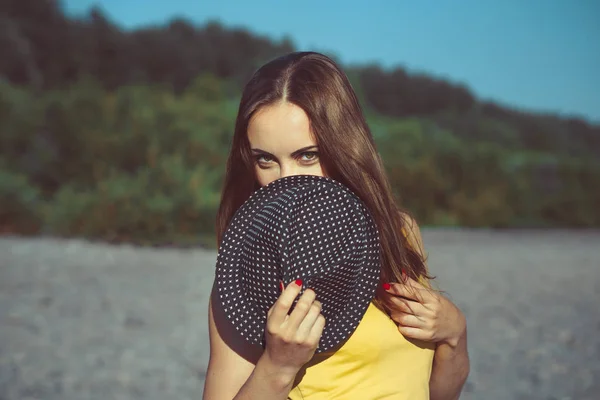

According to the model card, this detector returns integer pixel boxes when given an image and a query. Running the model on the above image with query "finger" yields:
[398,325,434,342]
[268,279,303,325]
[295,300,322,340]
[267,279,287,318]
[384,282,427,303]
[391,311,425,328]
[286,288,317,330]
[382,294,426,315]
[306,314,326,345]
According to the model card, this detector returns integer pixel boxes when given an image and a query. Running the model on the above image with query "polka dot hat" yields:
[214,174,381,353]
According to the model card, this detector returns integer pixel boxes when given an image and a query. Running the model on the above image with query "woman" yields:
[204,52,469,399]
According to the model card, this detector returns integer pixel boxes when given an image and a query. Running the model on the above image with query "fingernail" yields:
[382,283,391,291]
[295,279,303,287]
[279,281,284,292]
[401,270,407,279]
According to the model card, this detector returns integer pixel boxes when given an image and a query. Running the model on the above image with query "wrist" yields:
[441,314,467,349]
[256,352,299,390]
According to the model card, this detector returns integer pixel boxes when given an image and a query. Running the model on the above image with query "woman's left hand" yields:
[381,277,466,347]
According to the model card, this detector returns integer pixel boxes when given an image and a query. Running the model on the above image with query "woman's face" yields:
[247,102,325,187]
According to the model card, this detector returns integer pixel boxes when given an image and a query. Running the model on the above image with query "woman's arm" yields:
[203,281,324,400]
[429,326,470,400]
[387,215,470,400]
[203,295,293,399]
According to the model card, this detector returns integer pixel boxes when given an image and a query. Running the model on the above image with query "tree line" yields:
[1,0,598,245]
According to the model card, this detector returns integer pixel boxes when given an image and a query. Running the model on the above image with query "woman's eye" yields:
[256,155,274,164]
[299,152,319,162]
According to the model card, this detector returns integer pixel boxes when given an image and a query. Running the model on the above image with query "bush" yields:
[45,154,222,245]
[0,168,43,234]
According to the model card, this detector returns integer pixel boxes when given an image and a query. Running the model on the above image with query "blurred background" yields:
[1,1,599,399]
[1,0,599,241]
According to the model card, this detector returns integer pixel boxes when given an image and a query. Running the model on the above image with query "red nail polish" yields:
[401,270,407,279]
[295,279,303,287]
[279,281,285,292]
[382,283,391,291]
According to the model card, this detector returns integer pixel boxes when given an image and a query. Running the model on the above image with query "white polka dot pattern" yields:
[215,175,381,353]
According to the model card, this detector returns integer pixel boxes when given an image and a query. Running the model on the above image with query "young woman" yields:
[204,52,469,399]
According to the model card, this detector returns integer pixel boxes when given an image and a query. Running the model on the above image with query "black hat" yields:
[214,175,381,353]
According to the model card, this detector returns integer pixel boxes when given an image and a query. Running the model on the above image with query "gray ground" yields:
[1,229,599,400]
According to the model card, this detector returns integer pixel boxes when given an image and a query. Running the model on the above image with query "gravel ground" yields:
[1,229,599,400]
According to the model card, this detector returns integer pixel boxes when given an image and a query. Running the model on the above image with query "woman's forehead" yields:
[248,103,317,150]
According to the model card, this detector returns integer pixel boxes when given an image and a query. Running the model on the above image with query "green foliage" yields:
[1,0,599,244]
[375,117,600,228]
[0,167,43,234]
[45,156,221,245]
[0,75,234,244]
[1,77,599,245]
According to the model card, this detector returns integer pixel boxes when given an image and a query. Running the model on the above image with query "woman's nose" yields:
[279,163,302,179]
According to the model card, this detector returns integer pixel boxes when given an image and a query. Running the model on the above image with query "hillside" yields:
[1,0,599,242]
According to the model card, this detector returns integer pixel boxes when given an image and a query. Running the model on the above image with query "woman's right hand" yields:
[262,279,325,379]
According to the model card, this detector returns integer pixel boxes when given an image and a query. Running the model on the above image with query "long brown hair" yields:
[216,52,431,308]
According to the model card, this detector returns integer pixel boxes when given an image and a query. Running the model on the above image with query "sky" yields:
[62,0,600,122]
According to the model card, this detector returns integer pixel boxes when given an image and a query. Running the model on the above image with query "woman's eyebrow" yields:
[290,145,318,158]
[251,145,318,158]
[251,148,274,156]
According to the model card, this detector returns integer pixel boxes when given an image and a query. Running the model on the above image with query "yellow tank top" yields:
[288,302,435,399]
